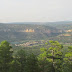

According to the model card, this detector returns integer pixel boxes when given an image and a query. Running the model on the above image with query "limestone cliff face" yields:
[65,29,72,32]
[25,29,34,32]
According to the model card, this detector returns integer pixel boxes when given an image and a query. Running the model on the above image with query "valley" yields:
[0,21,72,47]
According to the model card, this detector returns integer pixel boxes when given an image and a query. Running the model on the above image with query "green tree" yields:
[15,49,26,72]
[48,40,63,72]
[38,48,52,72]
[62,46,72,72]
[0,40,13,72]
[38,40,63,72]
[26,53,39,72]
[9,59,20,72]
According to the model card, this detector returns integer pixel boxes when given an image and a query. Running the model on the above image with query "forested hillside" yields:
[0,23,62,42]
[0,40,72,72]
[0,22,72,44]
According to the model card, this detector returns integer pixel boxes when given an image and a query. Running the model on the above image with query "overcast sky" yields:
[0,0,72,22]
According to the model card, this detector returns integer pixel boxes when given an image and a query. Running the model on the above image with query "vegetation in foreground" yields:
[0,40,72,72]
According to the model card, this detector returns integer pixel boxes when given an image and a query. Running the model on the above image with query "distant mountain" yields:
[0,24,62,42]
[0,21,72,43]
[6,22,44,25]
[0,23,4,25]
[5,21,72,25]
[45,21,72,25]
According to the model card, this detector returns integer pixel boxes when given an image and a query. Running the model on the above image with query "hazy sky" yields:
[0,0,72,22]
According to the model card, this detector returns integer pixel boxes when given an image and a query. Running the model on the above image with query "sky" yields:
[0,0,72,23]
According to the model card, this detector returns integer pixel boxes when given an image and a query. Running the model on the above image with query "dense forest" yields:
[0,40,72,72]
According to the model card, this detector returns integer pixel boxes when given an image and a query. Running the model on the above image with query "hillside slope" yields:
[0,24,62,42]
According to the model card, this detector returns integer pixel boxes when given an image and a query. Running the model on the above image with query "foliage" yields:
[0,40,13,72]
[15,49,26,72]
[26,53,39,72]
[62,46,72,72]
[0,40,72,72]
[38,40,63,72]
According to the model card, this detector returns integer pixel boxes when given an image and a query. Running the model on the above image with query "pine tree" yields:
[0,40,13,72]
[38,40,63,72]
[26,53,39,72]
[15,49,26,72]
[62,46,72,72]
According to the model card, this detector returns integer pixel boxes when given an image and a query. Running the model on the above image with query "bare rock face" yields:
[25,29,34,32]
[65,29,72,32]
